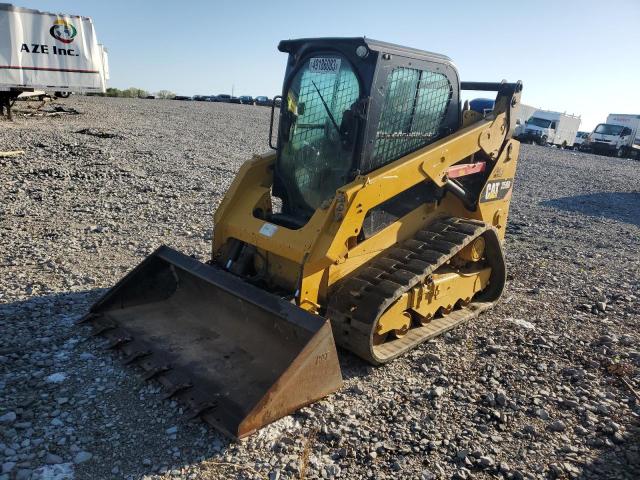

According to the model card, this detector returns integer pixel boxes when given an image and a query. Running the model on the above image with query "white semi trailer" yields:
[0,3,108,117]
[586,114,640,158]
[519,110,581,148]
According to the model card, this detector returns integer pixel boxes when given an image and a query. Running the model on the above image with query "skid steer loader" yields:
[83,38,522,439]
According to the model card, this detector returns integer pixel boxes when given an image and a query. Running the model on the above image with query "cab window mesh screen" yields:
[373,67,452,169]
[278,56,361,214]
[291,65,359,150]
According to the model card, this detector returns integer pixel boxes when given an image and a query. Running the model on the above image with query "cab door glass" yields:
[278,55,361,215]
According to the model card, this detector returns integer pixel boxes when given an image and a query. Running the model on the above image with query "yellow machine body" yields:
[213,106,520,312]
[86,37,522,439]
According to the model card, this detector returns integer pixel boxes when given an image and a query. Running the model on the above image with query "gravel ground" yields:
[1,96,638,480]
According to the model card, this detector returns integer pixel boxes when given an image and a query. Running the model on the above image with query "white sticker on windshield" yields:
[309,57,341,74]
[259,223,278,237]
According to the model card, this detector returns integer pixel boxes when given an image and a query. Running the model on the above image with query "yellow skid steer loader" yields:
[83,38,522,439]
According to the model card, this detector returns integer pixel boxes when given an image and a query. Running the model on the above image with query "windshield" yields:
[526,117,552,128]
[594,124,624,135]
[278,55,361,215]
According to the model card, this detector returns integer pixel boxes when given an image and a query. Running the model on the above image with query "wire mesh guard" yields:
[373,67,452,169]
[280,56,360,212]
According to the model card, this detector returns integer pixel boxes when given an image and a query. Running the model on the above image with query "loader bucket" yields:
[83,246,342,439]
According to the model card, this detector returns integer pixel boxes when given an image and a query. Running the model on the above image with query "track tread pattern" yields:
[328,216,505,364]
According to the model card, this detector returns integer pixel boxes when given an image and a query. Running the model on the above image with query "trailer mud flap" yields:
[83,246,343,439]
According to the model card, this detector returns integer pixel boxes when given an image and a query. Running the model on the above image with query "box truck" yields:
[519,110,581,148]
[0,3,108,116]
[586,114,640,158]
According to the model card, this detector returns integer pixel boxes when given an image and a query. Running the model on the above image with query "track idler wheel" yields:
[375,310,411,344]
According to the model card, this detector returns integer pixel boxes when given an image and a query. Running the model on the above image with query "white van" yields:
[573,131,589,150]
[586,114,640,158]
[514,103,537,138]
[519,110,581,148]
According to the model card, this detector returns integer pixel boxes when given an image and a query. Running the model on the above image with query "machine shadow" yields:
[578,425,640,479]
[3,286,402,477]
[542,191,640,227]
[5,287,639,478]
[0,290,242,479]
[336,347,375,380]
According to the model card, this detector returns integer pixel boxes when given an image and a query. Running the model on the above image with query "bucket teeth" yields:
[84,245,343,438]
[143,365,171,381]
[105,336,132,350]
[76,312,102,325]
[187,401,218,420]
[91,323,117,337]
[163,383,193,400]
[122,349,152,365]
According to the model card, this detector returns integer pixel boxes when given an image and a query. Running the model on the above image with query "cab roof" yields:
[278,37,452,64]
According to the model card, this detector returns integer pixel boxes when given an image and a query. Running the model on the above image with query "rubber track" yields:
[327,216,505,364]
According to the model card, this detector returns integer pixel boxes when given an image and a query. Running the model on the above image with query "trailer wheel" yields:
[561,141,567,149]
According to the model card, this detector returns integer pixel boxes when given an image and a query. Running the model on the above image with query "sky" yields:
[22,0,640,130]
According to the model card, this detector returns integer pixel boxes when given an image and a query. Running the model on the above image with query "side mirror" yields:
[268,95,283,150]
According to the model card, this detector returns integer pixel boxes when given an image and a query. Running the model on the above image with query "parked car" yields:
[145,95,156,100]
[215,94,232,103]
[255,96,272,107]
[274,97,282,108]
[573,131,589,149]
[229,96,241,104]
[193,95,208,101]
[174,96,192,101]
[239,95,254,105]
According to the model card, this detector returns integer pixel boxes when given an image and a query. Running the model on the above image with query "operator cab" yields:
[270,38,461,224]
